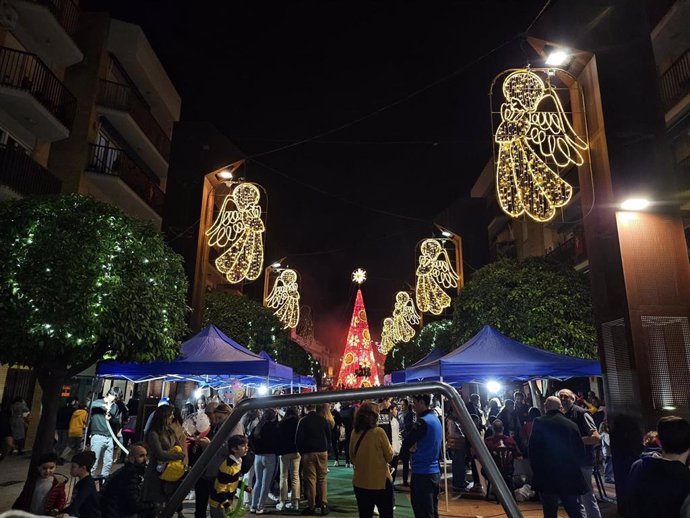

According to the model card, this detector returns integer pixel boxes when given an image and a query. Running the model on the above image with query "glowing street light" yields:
[545,46,571,66]
[620,198,651,211]
[486,380,502,394]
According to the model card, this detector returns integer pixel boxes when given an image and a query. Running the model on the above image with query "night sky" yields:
[83,1,549,350]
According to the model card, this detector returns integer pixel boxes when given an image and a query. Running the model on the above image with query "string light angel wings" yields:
[266,269,301,329]
[392,291,419,343]
[415,239,458,315]
[494,69,588,222]
[379,317,397,354]
[206,183,265,284]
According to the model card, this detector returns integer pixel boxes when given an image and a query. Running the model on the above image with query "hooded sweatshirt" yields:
[626,452,690,518]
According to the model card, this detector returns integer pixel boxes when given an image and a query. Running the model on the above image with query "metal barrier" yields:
[161,381,522,518]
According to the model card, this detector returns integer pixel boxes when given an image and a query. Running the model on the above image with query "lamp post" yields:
[263,257,286,306]
[191,160,245,330]
[434,224,464,294]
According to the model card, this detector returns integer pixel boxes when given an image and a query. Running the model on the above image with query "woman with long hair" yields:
[142,405,184,505]
[349,402,394,518]
[318,404,335,429]
[250,408,280,514]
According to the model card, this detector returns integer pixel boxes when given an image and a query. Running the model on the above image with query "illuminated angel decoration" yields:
[415,239,458,315]
[206,183,265,283]
[266,269,300,329]
[494,69,588,222]
[379,317,397,354]
[392,291,420,343]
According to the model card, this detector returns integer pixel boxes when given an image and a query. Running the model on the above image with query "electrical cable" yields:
[523,0,552,35]
[247,35,517,160]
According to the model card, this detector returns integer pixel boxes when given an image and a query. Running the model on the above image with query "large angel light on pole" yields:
[492,68,589,222]
[379,317,397,354]
[206,182,265,284]
[266,268,301,329]
[415,239,458,316]
[392,291,419,343]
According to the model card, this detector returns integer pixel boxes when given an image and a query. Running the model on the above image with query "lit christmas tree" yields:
[336,269,381,388]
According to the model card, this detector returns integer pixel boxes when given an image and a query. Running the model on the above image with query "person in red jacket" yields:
[13,452,67,514]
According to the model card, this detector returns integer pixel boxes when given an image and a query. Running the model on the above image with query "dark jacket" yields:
[528,410,588,495]
[277,414,299,455]
[100,462,157,518]
[295,411,331,454]
[250,420,280,455]
[626,453,690,518]
[61,475,100,517]
[340,405,355,435]
[56,404,74,430]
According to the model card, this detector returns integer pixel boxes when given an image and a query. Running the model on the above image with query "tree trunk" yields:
[23,369,66,487]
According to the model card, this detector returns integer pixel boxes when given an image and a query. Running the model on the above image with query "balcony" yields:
[11,0,83,67]
[96,79,171,178]
[0,46,76,141]
[0,143,61,197]
[546,231,588,270]
[85,143,164,223]
[660,49,690,119]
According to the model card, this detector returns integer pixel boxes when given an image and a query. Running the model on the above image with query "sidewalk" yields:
[0,453,621,517]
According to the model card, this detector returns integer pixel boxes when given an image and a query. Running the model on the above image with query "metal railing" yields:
[0,46,76,130]
[546,231,587,267]
[660,49,690,113]
[86,143,164,215]
[0,143,61,195]
[162,382,522,518]
[28,0,80,35]
[97,79,171,161]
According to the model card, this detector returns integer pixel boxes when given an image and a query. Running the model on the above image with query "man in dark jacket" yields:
[100,443,157,518]
[339,402,355,468]
[529,396,587,518]
[626,416,690,518]
[295,404,331,515]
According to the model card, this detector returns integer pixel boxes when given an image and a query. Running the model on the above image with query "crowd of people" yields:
[5,384,690,518]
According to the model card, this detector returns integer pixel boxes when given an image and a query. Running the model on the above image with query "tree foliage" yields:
[0,194,189,373]
[203,292,320,378]
[452,257,596,358]
[0,194,188,470]
[384,320,454,373]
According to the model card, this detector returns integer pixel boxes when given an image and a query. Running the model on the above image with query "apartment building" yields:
[0,1,180,447]
[468,0,690,273]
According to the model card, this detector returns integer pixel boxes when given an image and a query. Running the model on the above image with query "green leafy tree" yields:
[452,257,597,358]
[384,320,454,373]
[0,195,188,471]
[203,292,320,378]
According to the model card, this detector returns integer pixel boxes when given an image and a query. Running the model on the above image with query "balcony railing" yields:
[97,79,171,161]
[27,0,80,35]
[660,49,690,113]
[0,143,61,196]
[86,143,164,215]
[0,46,76,130]
[546,231,588,267]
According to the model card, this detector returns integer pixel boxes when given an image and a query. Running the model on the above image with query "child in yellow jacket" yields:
[209,434,251,518]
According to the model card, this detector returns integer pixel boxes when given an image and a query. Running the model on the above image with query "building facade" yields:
[0,1,179,448]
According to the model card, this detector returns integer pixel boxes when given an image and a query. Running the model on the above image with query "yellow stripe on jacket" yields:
[209,456,242,509]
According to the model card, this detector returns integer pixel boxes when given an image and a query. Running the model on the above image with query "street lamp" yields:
[263,257,286,306]
[620,198,651,211]
[434,224,464,294]
[544,45,571,66]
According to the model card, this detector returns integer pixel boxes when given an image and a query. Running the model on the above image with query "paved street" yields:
[0,452,620,517]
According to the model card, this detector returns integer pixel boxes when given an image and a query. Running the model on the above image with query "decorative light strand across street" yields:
[206,182,266,284]
[494,68,589,222]
[266,269,301,329]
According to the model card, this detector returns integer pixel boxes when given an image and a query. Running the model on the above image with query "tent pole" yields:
[440,376,449,513]
[82,375,99,451]
[528,380,543,413]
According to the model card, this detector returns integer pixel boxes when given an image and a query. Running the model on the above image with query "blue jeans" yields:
[252,453,278,510]
[603,456,614,482]
[410,472,440,518]
[540,492,586,518]
[90,434,114,478]
[579,467,602,518]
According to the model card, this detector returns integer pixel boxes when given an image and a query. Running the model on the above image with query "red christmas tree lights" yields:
[336,287,381,388]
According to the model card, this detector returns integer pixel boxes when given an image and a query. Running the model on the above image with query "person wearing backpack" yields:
[349,402,394,518]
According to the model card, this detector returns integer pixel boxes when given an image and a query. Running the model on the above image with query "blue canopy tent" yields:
[292,374,317,389]
[403,325,601,383]
[390,347,445,384]
[97,324,293,386]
